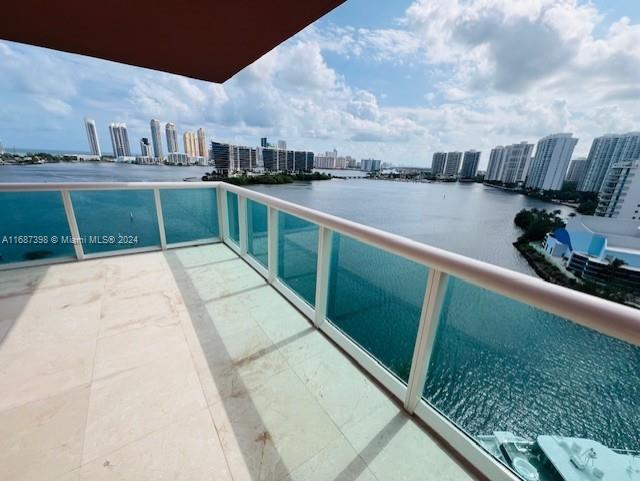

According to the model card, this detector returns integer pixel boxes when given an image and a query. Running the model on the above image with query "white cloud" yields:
[0,1,639,165]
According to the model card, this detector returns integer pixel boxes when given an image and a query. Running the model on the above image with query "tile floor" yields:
[0,244,475,481]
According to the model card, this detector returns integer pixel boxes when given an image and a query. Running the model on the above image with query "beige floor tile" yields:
[341,403,472,481]
[82,352,206,463]
[176,258,266,305]
[93,323,192,380]
[98,290,184,338]
[0,259,104,298]
[165,243,237,269]
[0,385,90,481]
[210,369,342,481]
[184,312,290,406]
[0,283,102,411]
[291,345,397,428]
[283,435,379,481]
[69,409,232,481]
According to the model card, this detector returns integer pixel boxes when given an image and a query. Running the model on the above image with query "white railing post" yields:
[404,269,449,413]
[267,206,278,283]
[60,190,84,261]
[153,188,167,250]
[217,186,228,242]
[313,226,333,327]
[238,195,248,255]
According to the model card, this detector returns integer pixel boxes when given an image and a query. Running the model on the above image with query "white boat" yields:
[477,431,640,481]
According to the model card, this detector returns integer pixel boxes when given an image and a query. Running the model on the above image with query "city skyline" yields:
[0,0,639,167]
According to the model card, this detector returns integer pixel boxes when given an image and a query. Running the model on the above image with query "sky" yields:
[0,0,639,168]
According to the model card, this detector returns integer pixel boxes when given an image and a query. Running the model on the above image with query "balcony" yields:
[1,182,639,481]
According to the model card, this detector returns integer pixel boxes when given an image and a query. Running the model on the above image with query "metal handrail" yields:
[219,182,640,347]
[1,180,639,347]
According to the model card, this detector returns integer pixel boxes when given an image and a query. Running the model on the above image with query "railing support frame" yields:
[404,269,448,413]
[268,206,278,283]
[314,226,333,327]
[61,190,85,261]
[153,188,167,250]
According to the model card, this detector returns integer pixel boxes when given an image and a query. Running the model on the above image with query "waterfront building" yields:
[84,117,101,157]
[0,140,3,154]
[277,148,286,170]
[210,141,231,174]
[183,131,198,157]
[139,137,152,157]
[596,161,640,220]
[460,150,481,178]
[579,132,640,193]
[165,122,178,153]
[234,145,257,171]
[565,157,588,184]
[108,122,131,158]
[544,215,640,292]
[197,128,207,158]
[500,142,534,184]
[431,152,446,176]
[150,119,164,161]
[443,152,462,178]
[166,152,190,165]
[525,133,577,191]
[262,147,277,171]
[314,150,339,169]
[361,158,382,172]
[485,146,506,181]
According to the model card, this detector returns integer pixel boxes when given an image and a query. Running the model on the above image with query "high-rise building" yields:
[501,142,534,184]
[595,161,640,220]
[431,152,446,176]
[262,147,277,171]
[460,150,481,178]
[183,131,198,157]
[444,152,462,177]
[150,119,163,160]
[139,137,152,157]
[108,122,131,157]
[84,117,101,156]
[361,158,382,172]
[197,128,207,158]
[277,140,287,150]
[210,141,231,174]
[525,133,578,191]
[565,157,588,184]
[486,146,506,181]
[579,132,640,192]
[0,140,4,155]
[165,122,178,153]
[260,137,268,148]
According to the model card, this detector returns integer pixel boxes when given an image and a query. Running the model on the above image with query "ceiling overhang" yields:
[0,0,345,83]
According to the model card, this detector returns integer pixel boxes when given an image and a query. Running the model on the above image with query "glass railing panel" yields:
[159,188,219,244]
[0,191,75,263]
[277,212,318,305]
[423,275,640,478]
[326,233,429,382]
[246,199,268,268]
[70,190,160,254]
[226,191,239,244]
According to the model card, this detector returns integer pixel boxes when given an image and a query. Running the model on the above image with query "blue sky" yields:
[0,0,639,167]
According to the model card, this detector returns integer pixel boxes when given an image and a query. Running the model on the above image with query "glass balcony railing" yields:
[1,181,638,481]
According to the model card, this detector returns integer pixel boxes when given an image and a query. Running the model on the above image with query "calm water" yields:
[2,162,638,456]
[250,180,575,274]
